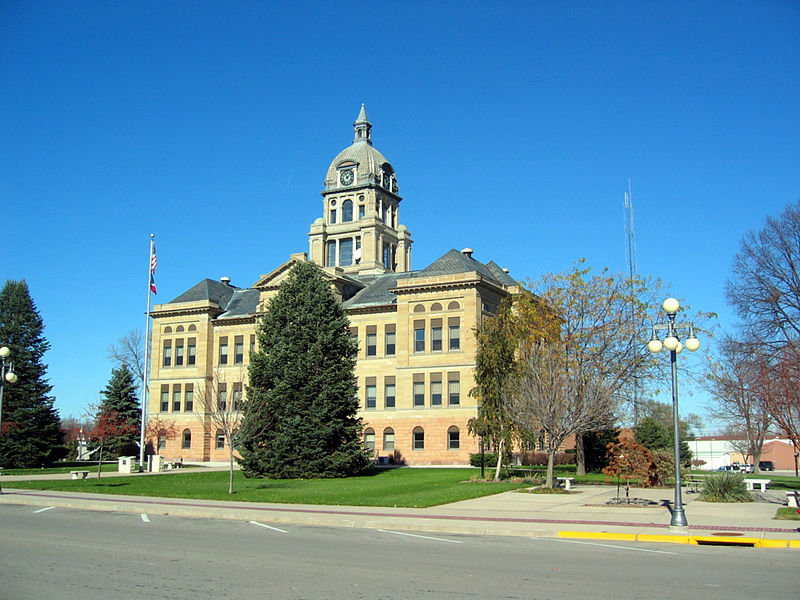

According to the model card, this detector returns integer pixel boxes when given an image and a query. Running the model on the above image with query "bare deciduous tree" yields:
[200,369,247,494]
[107,329,147,383]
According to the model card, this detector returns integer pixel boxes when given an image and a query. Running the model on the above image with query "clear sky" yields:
[2,1,798,432]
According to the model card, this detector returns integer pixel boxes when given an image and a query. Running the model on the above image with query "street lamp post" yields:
[0,346,20,494]
[647,298,700,530]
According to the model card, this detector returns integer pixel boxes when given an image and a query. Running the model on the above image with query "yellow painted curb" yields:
[558,531,636,542]
[637,534,691,545]
[788,540,800,549]
[755,539,788,549]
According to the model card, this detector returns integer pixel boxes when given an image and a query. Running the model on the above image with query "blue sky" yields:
[2,1,798,432]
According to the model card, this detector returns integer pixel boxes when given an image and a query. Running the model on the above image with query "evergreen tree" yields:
[238,261,370,478]
[0,280,64,467]
[98,364,141,454]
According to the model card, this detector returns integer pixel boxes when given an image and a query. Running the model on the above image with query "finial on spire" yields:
[353,103,372,145]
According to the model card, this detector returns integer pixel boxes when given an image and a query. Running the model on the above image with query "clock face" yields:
[340,169,354,186]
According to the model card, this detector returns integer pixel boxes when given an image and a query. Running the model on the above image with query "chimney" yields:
[461,247,474,259]
[221,276,232,286]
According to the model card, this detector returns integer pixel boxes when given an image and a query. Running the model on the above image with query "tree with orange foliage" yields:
[144,416,178,460]
[85,405,139,478]
[602,439,653,503]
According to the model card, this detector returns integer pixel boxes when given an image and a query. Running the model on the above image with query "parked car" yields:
[742,464,754,473]
[758,461,774,471]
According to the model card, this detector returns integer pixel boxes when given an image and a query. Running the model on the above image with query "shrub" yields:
[469,452,498,468]
[648,449,674,487]
[699,472,752,503]
[517,451,575,466]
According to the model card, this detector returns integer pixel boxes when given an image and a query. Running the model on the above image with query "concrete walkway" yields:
[1,471,798,548]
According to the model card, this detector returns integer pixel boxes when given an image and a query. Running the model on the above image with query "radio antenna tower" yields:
[624,178,641,425]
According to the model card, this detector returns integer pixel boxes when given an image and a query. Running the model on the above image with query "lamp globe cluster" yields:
[647,298,700,355]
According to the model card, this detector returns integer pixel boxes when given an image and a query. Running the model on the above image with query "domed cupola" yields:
[324,104,398,195]
[309,105,412,276]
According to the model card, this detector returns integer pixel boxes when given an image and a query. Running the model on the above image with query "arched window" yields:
[164,326,172,334]
[181,429,191,449]
[383,428,395,451]
[216,429,225,450]
[448,426,460,450]
[430,303,442,312]
[448,301,460,311]
[413,426,425,450]
[413,304,426,313]
[188,324,197,331]
[364,428,375,452]
[176,325,184,332]
[342,199,353,222]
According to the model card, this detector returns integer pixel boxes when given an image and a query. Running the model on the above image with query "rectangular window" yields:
[448,373,460,406]
[234,336,244,364]
[159,436,167,450]
[163,340,172,367]
[250,334,256,356]
[430,375,442,406]
[175,339,184,366]
[448,428,460,450]
[431,320,443,352]
[384,376,396,409]
[366,327,377,357]
[340,238,353,266]
[366,384,376,409]
[358,205,365,219]
[413,375,425,407]
[217,384,227,412]
[383,429,394,450]
[160,386,169,412]
[185,384,194,412]
[448,322,461,351]
[172,384,182,412]
[218,337,228,365]
[329,208,337,224]
[233,383,243,411]
[385,326,396,356]
[383,242,391,269]
[187,338,196,365]
[414,320,425,353]
[327,241,336,266]
[216,432,225,450]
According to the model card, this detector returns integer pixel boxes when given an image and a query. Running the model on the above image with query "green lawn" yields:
[5,467,530,508]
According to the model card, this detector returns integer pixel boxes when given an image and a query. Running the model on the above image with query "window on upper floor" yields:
[187,338,196,365]
[329,208,337,224]
[430,376,442,406]
[342,199,353,222]
[366,331,377,357]
[340,238,353,266]
[233,383,243,411]
[172,384,182,412]
[449,318,461,351]
[431,321,443,352]
[448,374,460,406]
[365,382,377,409]
[327,241,336,267]
[160,386,169,412]
[163,340,172,367]
[217,384,227,412]
[219,338,228,365]
[250,334,256,357]
[358,205,365,219]
[234,336,244,364]
[414,322,425,353]
[185,384,194,412]
[413,380,425,407]
[385,326,396,356]
[384,381,396,409]
[175,339,184,366]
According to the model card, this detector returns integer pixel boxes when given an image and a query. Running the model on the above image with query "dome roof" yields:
[323,105,397,192]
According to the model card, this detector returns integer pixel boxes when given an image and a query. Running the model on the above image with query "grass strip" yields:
[5,467,529,508]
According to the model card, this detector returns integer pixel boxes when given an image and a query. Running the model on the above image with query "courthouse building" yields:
[148,106,520,465]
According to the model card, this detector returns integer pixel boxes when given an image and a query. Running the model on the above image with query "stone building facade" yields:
[147,106,519,465]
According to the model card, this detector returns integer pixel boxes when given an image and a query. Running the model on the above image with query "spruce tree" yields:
[98,364,141,454]
[0,280,64,467]
[238,261,370,478]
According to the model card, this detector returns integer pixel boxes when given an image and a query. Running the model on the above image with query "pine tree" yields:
[0,280,64,467]
[238,261,370,478]
[98,364,141,454]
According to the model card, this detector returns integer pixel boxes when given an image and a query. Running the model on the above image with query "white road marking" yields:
[543,538,677,555]
[33,506,55,513]
[378,529,464,544]
[141,513,150,523]
[249,520,288,533]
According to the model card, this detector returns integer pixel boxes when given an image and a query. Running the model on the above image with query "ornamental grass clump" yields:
[699,471,752,502]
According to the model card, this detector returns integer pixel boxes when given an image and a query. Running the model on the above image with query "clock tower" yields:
[308,105,412,275]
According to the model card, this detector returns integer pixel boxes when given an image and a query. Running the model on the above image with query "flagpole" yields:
[138,234,155,471]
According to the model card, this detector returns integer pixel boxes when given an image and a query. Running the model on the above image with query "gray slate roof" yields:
[415,249,517,287]
[168,279,259,319]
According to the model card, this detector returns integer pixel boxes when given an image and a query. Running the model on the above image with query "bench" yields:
[744,478,770,492]
[556,476,575,491]
[70,470,89,480]
[685,475,704,493]
[786,491,799,508]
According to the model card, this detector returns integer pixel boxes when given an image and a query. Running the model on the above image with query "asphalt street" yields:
[1,504,797,600]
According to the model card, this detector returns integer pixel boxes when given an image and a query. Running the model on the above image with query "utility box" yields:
[148,454,164,473]
[118,456,136,473]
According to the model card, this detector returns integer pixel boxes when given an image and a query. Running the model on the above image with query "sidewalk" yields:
[1,476,798,548]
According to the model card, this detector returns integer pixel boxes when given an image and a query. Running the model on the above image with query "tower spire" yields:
[353,103,372,145]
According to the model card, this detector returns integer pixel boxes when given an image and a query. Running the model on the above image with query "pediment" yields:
[252,253,308,290]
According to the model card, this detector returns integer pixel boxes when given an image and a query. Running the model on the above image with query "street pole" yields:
[668,329,687,528]
[0,346,20,494]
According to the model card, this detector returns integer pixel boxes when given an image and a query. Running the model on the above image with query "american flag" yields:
[150,244,157,294]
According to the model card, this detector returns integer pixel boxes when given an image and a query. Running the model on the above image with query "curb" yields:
[559,530,800,549]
